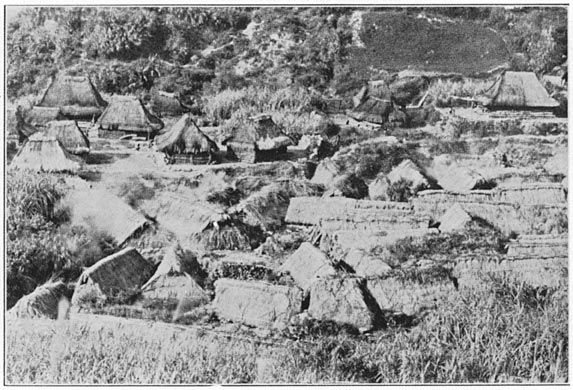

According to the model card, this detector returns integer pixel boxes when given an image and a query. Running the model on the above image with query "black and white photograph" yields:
[3,4,569,384]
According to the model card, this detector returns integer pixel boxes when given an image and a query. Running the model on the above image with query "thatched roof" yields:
[311,158,340,185]
[226,114,293,151]
[429,163,489,193]
[44,120,90,155]
[506,234,568,259]
[142,274,210,313]
[65,189,148,245]
[481,71,559,109]
[7,281,71,320]
[155,114,218,155]
[438,203,472,232]
[387,159,430,190]
[38,75,108,119]
[96,95,164,133]
[72,247,154,306]
[7,107,39,140]
[349,80,395,124]
[10,133,84,173]
[142,244,205,290]
[285,196,420,228]
[25,106,66,127]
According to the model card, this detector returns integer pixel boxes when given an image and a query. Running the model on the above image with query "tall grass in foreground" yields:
[5,276,567,384]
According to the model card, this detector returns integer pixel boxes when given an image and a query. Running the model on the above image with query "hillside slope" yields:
[349,12,510,76]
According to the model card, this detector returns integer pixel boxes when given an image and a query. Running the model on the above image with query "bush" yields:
[386,178,414,202]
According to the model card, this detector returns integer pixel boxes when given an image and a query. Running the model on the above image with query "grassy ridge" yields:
[350,12,509,76]
[5,277,567,384]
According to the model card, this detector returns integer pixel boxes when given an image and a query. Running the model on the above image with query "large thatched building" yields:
[155,114,218,164]
[44,120,90,156]
[348,80,397,124]
[95,95,164,139]
[37,75,108,120]
[25,106,66,128]
[10,133,84,173]
[479,71,559,111]
[224,114,293,163]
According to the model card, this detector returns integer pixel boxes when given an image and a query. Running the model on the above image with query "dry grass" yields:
[5,275,567,384]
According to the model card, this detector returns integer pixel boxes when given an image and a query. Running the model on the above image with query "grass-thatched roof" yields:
[71,247,154,306]
[7,107,39,141]
[10,133,84,173]
[481,71,559,110]
[7,281,71,320]
[44,120,90,155]
[155,114,218,156]
[96,95,164,134]
[38,75,108,119]
[25,106,66,127]
[226,114,293,151]
[349,80,395,124]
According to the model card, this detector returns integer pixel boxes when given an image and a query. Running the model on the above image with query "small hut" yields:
[37,74,108,120]
[71,247,155,307]
[25,106,66,128]
[7,281,71,320]
[479,71,559,112]
[349,80,397,124]
[95,95,164,139]
[7,106,39,144]
[10,133,84,173]
[155,114,218,165]
[44,120,90,156]
[224,114,293,163]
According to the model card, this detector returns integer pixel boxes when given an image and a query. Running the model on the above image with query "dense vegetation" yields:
[7,6,567,104]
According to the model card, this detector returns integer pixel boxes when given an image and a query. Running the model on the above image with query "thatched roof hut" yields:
[25,106,66,128]
[38,75,108,120]
[155,114,218,164]
[44,120,90,155]
[10,133,84,173]
[480,71,559,111]
[7,281,71,320]
[71,247,155,307]
[348,80,396,124]
[387,159,430,190]
[7,107,39,144]
[96,95,164,139]
[224,114,293,163]
[65,189,148,246]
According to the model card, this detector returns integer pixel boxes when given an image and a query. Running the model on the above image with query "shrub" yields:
[386,178,414,202]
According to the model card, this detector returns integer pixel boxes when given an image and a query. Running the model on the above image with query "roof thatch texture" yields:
[25,106,66,127]
[226,114,293,150]
[438,203,472,232]
[71,247,154,307]
[349,80,395,124]
[387,159,430,190]
[311,158,340,185]
[320,228,432,254]
[497,183,566,205]
[7,281,70,320]
[7,107,39,140]
[96,95,164,133]
[506,234,568,259]
[481,71,559,109]
[142,244,205,290]
[155,114,218,156]
[10,133,84,173]
[142,274,210,314]
[38,75,108,119]
[429,163,489,193]
[285,196,421,228]
[65,189,148,245]
[44,120,90,155]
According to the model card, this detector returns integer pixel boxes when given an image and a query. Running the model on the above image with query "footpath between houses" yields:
[8,175,567,333]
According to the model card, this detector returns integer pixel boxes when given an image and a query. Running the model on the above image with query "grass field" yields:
[5,275,567,384]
